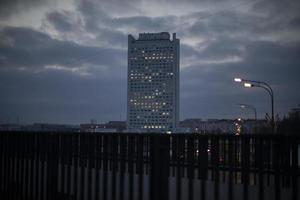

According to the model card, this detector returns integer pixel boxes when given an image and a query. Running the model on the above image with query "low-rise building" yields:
[180,118,266,134]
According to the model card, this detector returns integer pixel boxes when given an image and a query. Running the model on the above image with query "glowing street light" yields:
[234,78,242,82]
[244,83,252,88]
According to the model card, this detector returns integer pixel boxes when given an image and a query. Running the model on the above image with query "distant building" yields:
[127,32,180,133]
[94,128,117,133]
[105,121,126,132]
[180,119,235,133]
[80,121,126,133]
[180,118,266,134]
[179,119,203,132]
[80,123,99,132]
[0,124,23,131]
[0,123,80,132]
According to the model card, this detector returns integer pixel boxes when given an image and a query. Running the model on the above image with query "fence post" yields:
[111,134,118,200]
[292,136,298,200]
[228,136,234,200]
[46,133,59,200]
[187,135,195,200]
[137,135,144,200]
[128,135,134,200]
[176,135,183,200]
[211,135,219,200]
[258,137,264,200]
[241,136,250,200]
[150,134,170,200]
[119,134,126,200]
[273,136,281,200]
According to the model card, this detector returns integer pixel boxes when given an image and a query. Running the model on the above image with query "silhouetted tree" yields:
[277,109,300,134]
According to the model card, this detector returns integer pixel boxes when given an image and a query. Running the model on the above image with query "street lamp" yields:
[244,83,252,88]
[238,103,257,133]
[234,78,242,82]
[234,78,275,133]
[238,103,257,121]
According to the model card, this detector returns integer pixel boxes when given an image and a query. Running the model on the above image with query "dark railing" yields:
[0,132,299,200]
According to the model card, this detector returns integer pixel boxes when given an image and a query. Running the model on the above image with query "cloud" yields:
[76,0,177,34]
[0,0,50,19]
[46,10,78,32]
[179,38,300,118]
[0,26,125,73]
[252,0,300,17]
[1,0,300,123]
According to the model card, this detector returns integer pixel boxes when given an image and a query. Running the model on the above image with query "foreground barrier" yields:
[0,132,299,200]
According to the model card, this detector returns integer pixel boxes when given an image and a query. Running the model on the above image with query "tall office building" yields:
[127,32,180,133]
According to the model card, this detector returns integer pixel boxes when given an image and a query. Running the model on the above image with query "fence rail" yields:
[0,132,299,200]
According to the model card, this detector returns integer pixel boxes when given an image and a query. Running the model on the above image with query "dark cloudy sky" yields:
[0,0,299,124]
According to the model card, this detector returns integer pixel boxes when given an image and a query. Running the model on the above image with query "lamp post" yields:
[238,103,257,133]
[234,78,275,133]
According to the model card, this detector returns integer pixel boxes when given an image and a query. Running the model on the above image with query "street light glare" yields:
[234,78,242,82]
[244,83,252,88]
[235,78,274,132]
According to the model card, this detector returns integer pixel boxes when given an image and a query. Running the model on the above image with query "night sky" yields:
[0,0,299,124]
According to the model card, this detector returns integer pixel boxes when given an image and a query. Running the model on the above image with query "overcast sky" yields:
[0,0,299,124]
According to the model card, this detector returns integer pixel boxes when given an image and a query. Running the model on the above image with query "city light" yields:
[244,83,252,88]
[234,78,242,82]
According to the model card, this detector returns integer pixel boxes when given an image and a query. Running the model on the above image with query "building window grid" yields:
[128,33,178,132]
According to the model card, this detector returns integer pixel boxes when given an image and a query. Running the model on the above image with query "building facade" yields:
[127,32,180,132]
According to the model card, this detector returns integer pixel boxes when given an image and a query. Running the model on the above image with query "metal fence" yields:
[0,132,299,200]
